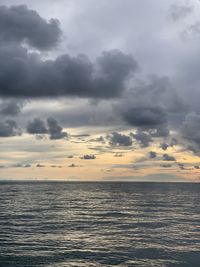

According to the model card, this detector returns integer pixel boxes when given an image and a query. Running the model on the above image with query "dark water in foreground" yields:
[0,182,200,267]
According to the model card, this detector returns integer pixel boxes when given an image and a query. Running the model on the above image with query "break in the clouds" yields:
[1,0,200,181]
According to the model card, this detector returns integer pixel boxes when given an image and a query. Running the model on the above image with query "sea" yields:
[0,181,200,267]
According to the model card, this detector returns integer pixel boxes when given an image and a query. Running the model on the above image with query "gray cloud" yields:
[149,151,157,159]
[0,5,61,50]
[0,99,24,116]
[116,76,186,135]
[0,119,21,137]
[160,138,178,151]
[114,153,123,157]
[131,130,152,147]
[89,136,105,143]
[194,165,200,169]
[68,163,79,167]
[181,112,200,152]
[12,163,31,168]
[170,3,193,21]
[27,117,68,139]
[163,153,176,161]
[47,117,68,140]
[160,164,172,168]
[36,163,45,167]
[27,118,48,134]
[0,45,138,99]
[81,154,96,160]
[160,143,169,151]
[107,132,133,147]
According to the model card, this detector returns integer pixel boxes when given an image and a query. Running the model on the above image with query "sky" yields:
[1,0,200,181]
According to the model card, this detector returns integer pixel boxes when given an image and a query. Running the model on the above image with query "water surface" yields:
[0,182,200,266]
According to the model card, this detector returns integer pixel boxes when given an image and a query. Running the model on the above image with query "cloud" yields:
[163,153,176,161]
[131,130,152,147]
[116,76,186,135]
[107,132,133,146]
[0,120,21,137]
[178,163,185,170]
[0,99,24,116]
[194,165,200,169]
[12,163,31,168]
[181,112,200,152]
[160,164,172,168]
[81,154,96,159]
[47,117,68,140]
[170,3,193,21]
[89,136,105,143]
[182,21,200,42]
[51,165,62,168]
[160,142,169,151]
[0,5,61,50]
[68,163,79,167]
[36,163,45,167]
[27,117,68,140]
[121,106,167,128]
[0,46,138,99]
[27,118,48,134]
[114,153,123,157]
[160,138,178,151]
[149,151,157,159]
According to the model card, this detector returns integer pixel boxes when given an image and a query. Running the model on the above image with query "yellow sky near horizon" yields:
[1,128,200,182]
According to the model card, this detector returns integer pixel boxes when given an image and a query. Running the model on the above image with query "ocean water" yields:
[0,182,200,267]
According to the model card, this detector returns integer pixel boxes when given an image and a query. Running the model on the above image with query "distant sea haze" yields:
[0,181,200,267]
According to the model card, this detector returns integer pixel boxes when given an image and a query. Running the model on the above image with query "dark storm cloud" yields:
[121,106,167,128]
[0,120,21,137]
[27,117,68,140]
[116,76,186,134]
[163,154,176,161]
[0,45,138,99]
[148,125,170,138]
[0,5,61,50]
[149,151,157,159]
[131,130,152,147]
[107,132,133,147]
